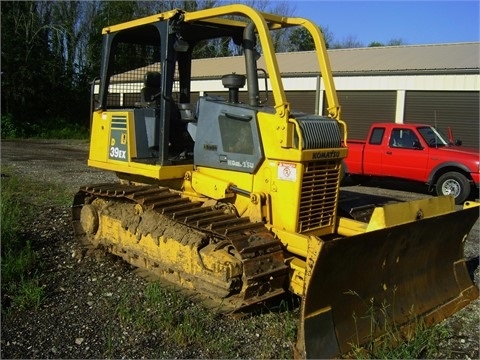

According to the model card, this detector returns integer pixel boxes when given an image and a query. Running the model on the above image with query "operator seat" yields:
[169,102,194,159]
[140,71,161,104]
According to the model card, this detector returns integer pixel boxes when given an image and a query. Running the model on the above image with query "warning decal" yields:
[278,162,297,182]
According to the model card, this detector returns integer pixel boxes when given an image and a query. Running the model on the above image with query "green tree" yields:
[1,0,319,139]
[262,0,296,52]
[1,1,53,133]
[287,27,315,51]
[331,35,363,49]
[1,1,98,134]
[368,38,407,47]
[387,38,406,46]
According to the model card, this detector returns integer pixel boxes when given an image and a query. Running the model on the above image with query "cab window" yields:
[389,129,420,149]
[369,127,385,145]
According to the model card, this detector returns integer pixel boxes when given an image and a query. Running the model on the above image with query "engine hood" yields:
[436,145,479,157]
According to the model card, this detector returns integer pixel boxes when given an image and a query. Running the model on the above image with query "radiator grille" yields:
[298,161,341,233]
[297,116,342,149]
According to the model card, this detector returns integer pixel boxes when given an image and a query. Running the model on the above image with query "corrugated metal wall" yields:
[404,91,479,148]
[192,90,397,142]
[284,91,317,114]
[192,91,317,114]
[325,91,397,140]
[188,90,479,148]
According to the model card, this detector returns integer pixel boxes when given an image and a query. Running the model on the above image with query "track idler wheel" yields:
[80,204,99,235]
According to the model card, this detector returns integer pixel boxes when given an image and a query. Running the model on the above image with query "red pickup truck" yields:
[343,123,480,204]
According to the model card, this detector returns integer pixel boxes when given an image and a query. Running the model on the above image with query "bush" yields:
[37,117,89,139]
[1,113,89,139]
[1,113,25,139]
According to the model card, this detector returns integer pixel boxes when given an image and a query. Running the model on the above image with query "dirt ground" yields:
[1,139,479,359]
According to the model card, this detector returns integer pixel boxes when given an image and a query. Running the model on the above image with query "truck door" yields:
[381,128,429,180]
[362,127,384,174]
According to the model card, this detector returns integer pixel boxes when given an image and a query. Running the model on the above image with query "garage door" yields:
[324,91,397,140]
[285,91,317,114]
[404,91,479,148]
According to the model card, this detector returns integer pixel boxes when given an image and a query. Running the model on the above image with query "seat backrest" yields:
[141,71,161,103]
[403,130,418,148]
[178,103,196,121]
[389,131,401,147]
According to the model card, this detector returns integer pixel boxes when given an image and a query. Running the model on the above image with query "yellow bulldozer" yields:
[72,4,479,358]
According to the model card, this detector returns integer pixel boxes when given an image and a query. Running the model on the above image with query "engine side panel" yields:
[193,98,264,173]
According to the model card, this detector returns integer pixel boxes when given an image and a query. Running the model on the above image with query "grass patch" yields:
[115,283,224,352]
[31,182,73,208]
[1,166,72,313]
[350,321,451,359]
[1,165,72,208]
[347,294,452,359]
[113,282,298,358]
[1,169,44,311]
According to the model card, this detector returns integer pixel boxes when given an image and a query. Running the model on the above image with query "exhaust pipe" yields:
[243,23,259,107]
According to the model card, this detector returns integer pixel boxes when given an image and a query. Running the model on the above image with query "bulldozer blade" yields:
[297,204,479,359]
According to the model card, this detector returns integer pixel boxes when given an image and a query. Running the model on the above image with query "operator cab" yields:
[94,13,263,166]
[94,14,268,167]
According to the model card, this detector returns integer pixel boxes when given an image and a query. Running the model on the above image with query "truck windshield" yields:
[417,126,449,147]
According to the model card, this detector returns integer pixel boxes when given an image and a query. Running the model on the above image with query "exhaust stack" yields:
[243,22,260,107]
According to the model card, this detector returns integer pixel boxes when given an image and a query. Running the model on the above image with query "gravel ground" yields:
[1,139,478,359]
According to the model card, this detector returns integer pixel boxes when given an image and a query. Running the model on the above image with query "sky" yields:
[291,1,480,46]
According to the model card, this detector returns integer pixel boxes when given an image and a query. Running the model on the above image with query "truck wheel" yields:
[436,172,470,205]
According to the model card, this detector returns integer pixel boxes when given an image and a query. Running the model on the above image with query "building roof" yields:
[191,42,480,78]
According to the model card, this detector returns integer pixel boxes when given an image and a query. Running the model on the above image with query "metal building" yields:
[190,42,479,147]
[108,42,479,147]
